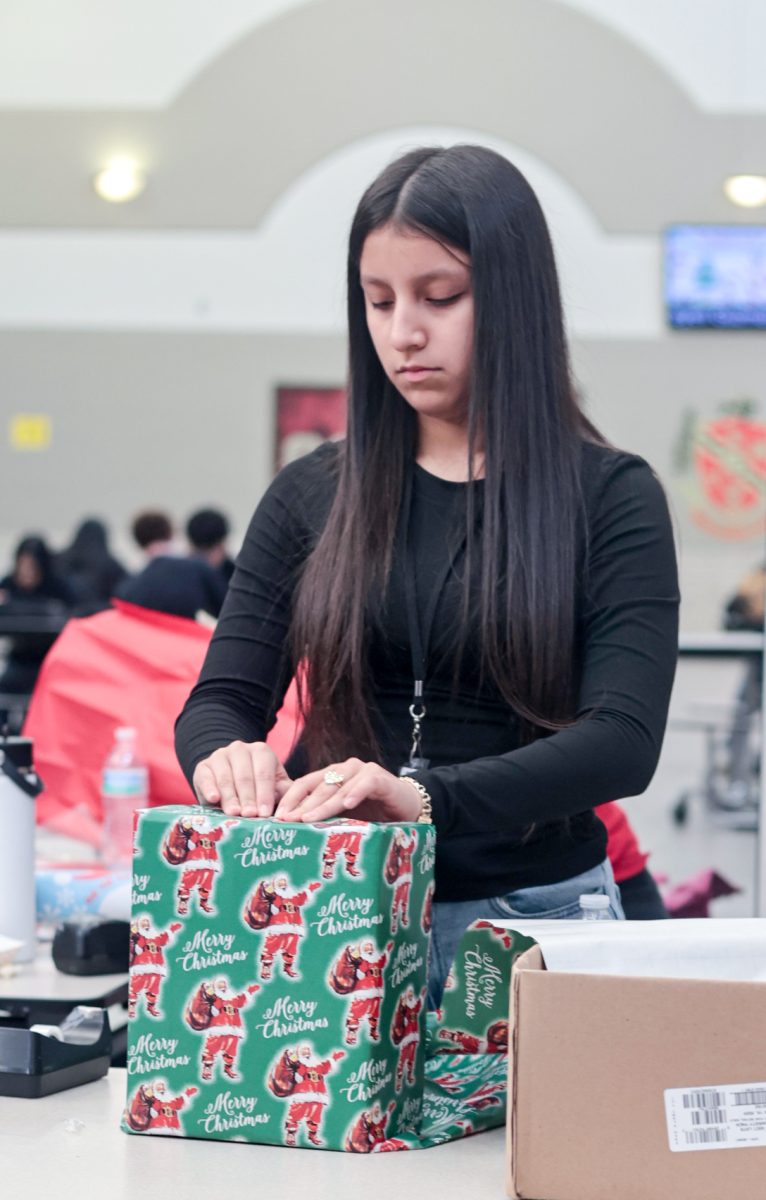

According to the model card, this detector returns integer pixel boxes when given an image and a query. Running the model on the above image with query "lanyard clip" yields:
[408,680,426,764]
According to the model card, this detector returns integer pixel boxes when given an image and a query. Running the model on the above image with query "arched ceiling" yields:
[0,127,661,335]
[1,0,765,113]
[0,0,763,232]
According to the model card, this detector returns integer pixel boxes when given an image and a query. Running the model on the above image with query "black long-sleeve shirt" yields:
[175,439,680,902]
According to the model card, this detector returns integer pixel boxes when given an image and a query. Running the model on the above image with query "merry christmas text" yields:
[340,1058,393,1104]
[235,824,309,869]
[131,873,162,905]
[200,1091,270,1134]
[390,942,424,987]
[311,892,384,937]
[176,928,247,972]
[128,1033,190,1075]
[463,946,503,1018]
[254,995,329,1039]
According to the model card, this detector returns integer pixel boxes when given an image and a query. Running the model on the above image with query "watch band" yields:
[402,776,433,824]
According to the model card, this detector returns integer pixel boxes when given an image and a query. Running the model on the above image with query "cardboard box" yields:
[507,940,766,1200]
[123,807,434,1150]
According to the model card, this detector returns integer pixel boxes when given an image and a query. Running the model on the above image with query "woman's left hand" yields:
[274,758,421,824]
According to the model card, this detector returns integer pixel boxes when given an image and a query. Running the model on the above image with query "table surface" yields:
[0,1068,508,1200]
[0,946,127,1008]
[678,631,764,654]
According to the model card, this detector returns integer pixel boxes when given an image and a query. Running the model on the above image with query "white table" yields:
[678,631,764,657]
[0,948,127,1011]
[0,1068,508,1199]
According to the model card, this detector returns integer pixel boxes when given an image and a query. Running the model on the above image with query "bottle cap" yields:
[115,727,137,740]
[0,734,33,769]
[579,893,611,910]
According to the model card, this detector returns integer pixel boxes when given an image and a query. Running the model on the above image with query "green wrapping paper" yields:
[403,920,538,1151]
[123,806,435,1150]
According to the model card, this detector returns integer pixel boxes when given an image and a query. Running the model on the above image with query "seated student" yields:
[186,508,236,584]
[117,510,227,621]
[129,510,176,562]
[0,535,75,697]
[55,517,127,612]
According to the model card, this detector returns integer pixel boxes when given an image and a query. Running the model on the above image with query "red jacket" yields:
[595,802,648,884]
[355,953,387,996]
[292,1059,333,1104]
[130,930,171,976]
[207,993,248,1038]
[184,826,224,872]
[268,891,309,931]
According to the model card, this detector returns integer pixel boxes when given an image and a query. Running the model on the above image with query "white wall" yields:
[0,128,659,336]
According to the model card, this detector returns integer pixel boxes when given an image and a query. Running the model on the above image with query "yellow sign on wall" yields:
[9,414,52,451]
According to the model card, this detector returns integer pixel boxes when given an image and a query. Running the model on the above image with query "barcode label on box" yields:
[665,1083,766,1152]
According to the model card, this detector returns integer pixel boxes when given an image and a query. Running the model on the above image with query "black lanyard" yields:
[399,469,467,775]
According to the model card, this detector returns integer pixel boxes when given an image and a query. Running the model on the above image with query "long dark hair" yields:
[291,145,605,766]
[58,519,110,570]
[12,535,58,592]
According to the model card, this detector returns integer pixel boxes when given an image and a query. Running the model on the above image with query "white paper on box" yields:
[489,917,766,982]
[664,1083,766,1152]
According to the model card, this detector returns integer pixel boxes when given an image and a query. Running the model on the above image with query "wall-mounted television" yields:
[665,225,766,329]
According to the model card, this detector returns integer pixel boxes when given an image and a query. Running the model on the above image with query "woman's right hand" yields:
[192,741,292,817]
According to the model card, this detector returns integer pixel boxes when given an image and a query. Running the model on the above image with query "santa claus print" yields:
[124,1079,198,1136]
[436,1022,507,1055]
[486,1019,508,1054]
[321,823,366,880]
[421,881,434,933]
[437,1027,483,1055]
[328,939,393,1045]
[472,920,514,950]
[243,874,321,981]
[384,828,417,933]
[391,984,425,1093]
[184,975,259,1082]
[128,915,182,1019]
[267,1043,346,1148]
[164,812,238,916]
[345,1100,396,1153]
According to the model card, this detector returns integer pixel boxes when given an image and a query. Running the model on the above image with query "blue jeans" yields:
[428,859,624,1008]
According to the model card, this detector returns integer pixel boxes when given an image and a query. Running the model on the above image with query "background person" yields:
[55,517,127,611]
[129,510,176,561]
[175,146,680,1004]
[0,534,75,700]
[186,507,236,583]
[117,508,227,621]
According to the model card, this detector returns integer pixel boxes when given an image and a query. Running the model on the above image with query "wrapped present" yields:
[122,806,435,1150]
[431,920,536,1057]
[369,921,536,1152]
[36,865,132,925]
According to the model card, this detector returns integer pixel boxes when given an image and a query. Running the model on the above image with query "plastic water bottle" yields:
[579,894,615,921]
[100,727,148,866]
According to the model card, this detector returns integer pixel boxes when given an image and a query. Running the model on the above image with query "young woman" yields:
[175,145,680,1004]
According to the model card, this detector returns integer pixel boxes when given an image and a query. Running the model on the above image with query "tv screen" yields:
[665,225,766,329]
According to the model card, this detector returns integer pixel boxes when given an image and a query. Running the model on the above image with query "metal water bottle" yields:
[0,735,44,962]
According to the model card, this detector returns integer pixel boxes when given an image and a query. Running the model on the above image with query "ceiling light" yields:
[93,157,146,203]
[723,175,766,208]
